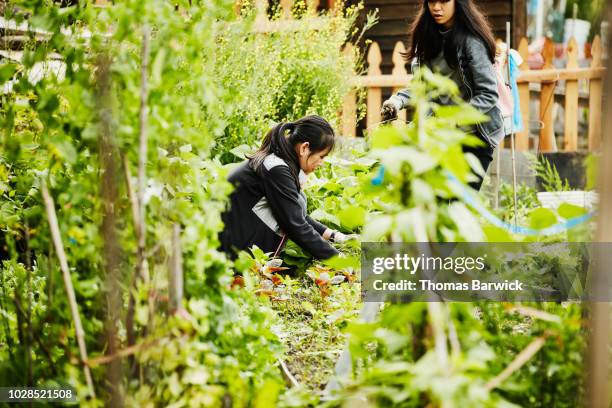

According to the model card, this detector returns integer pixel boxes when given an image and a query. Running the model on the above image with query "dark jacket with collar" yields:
[219,154,339,260]
[390,33,504,148]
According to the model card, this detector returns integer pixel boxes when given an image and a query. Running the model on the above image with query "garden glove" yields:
[332,231,359,243]
[381,99,399,122]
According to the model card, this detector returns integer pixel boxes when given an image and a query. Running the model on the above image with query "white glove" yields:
[333,231,359,243]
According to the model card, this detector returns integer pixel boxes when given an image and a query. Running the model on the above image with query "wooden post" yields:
[255,0,268,24]
[41,182,96,397]
[516,37,530,151]
[341,91,356,138]
[137,26,150,282]
[586,29,612,407]
[512,0,527,49]
[169,224,183,312]
[306,0,319,14]
[428,303,449,369]
[507,21,518,226]
[341,45,356,137]
[588,36,602,151]
[563,37,579,151]
[280,0,293,19]
[538,37,556,152]
[126,27,150,367]
[96,52,123,406]
[485,337,547,391]
[366,41,382,130]
[391,41,408,124]
[326,0,337,15]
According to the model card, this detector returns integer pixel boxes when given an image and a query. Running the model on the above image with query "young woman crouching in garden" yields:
[381,0,504,190]
[220,115,349,260]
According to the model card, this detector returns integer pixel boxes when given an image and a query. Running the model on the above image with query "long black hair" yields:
[406,0,496,68]
[249,115,335,189]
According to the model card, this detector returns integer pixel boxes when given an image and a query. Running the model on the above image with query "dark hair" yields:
[249,115,335,189]
[406,0,496,68]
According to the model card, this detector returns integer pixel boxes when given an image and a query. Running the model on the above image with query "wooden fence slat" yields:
[351,75,412,87]
[307,0,320,14]
[280,0,293,19]
[326,0,337,13]
[539,37,556,152]
[251,17,326,33]
[342,90,357,137]
[391,41,408,124]
[516,37,530,151]
[589,35,603,151]
[391,41,407,76]
[564,37,579,151]
[341,45,356,137]
[366,42,382,130]
[255,0,268,23]
[517,67,605,82]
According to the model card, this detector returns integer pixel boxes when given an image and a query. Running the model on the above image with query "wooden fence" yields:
[235,0,331,32]
[343,36,606,152]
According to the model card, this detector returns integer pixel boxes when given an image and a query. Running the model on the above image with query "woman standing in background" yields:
[381,0,503,190]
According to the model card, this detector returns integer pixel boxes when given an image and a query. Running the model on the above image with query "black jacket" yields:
[220,154,339,260]
[390,34,504,148]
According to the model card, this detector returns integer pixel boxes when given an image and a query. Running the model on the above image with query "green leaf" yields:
[168,373,182,396]
[483,225,513,242]
[435,105,488,126]
[528,208,558,229]
[557,203,588,219]
[323,254,360,270]
[448,202,485,241]
[249,245,269,261]
[49,140,77,164]
[74,278,99,298]
[321,181,342,193]
[234,250,256,273]
[183,368,210,385]
[374,146,437,175]
[423,68,459,95]
[301,301,316,315]
[254,380,281,408]
[370,126,403,149]
[338,205,365,230]
[136,304,148,326]
[230,144,253,159]
[464,151,486,178]
[188,299,210,319]
[374,328,410,354]
[151,47,167,87]
[0,63,18,84]
[363,214,393,241]
[310,208,340,227]
[411,178,434,204]
[441,146,472,182]
[584,154,598,191]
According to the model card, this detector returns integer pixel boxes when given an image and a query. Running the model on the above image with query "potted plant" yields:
[564,0,605,57]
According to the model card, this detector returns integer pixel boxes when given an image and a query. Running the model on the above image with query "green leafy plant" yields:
[0,0,285,404]
[536,158,571,192]
[0,2,596,407]
[320,69,590,407]
[212,4,365,163]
